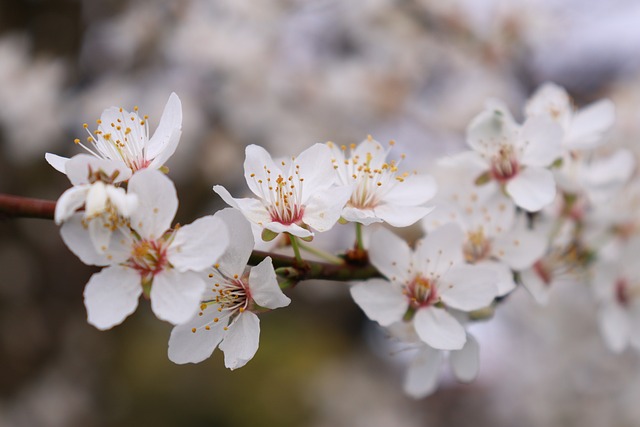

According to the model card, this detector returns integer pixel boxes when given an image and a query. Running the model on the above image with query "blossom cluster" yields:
[46,82,640,398]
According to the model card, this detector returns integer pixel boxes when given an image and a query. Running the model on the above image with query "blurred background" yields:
[2,0,640,426]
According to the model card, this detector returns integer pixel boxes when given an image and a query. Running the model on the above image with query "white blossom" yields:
[61,169,229,329]
[45,92,182,175]
[214,143,351,240]
[168,208,290,369]
[350,224,498,350]
[327,136,437,227]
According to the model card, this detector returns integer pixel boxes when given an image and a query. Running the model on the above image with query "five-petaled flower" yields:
[60,169,229,329]
[168,209,290,370]
[214,143,351,240]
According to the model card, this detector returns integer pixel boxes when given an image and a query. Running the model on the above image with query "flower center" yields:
[490,145,519,182]
[129,239,169,280]
[404,275,439,308]
[463,228,492,263]
[76,105,151,171]
[252,164,306,225]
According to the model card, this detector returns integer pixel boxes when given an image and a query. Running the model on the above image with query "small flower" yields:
[168,208,290,369]
[61,169,229,329]
[465,102,563,211]
[525,82,615,150]
[214,143,352,240]
[45,92,182,175]
[350,224,498,350]
[54,154,137,254]
[327,136,437,227]
[387,322,480,399]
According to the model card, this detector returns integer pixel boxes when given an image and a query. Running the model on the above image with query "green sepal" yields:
[261,228,279,242]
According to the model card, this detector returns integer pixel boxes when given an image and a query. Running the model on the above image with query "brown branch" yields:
[0,193,382,283]
[0,194,56,220]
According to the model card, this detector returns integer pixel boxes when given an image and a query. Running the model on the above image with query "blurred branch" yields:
[0,193,381,283]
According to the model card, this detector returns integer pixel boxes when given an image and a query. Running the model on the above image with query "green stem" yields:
[289,234,303,264]
[297,241,344,265]
[355,222,364,251]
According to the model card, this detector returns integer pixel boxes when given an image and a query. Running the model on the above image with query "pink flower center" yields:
[490,146,519,182]
[463,229,492,263]
[129,239,169,280]
[404,275,439,308]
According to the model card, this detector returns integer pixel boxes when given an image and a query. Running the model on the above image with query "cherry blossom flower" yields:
[54,154,137,254]
[387,322,480,399]
[464,102,564,211]
[213,143,352,240]
[350,224,498,350]
[592,239,640,353]
[525,82,615,151]
[45,92,182,175]
[168,208,290,369]
[327,136,437,227]
[60,168,229,329]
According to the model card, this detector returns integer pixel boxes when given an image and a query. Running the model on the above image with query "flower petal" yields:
[597,302,629,353]
[350,279,408,327]
[146,92,183,161]
[64,154,131,185]
[243,144,282,198]
[369,227,412,283]
[520,266,551,305]
[505,167,556,212]
[381,173,437,207]
[213,185,272,226]
[374,204,434,228]
[292,143,336,200]
[249,257,291,309]
[493,224,547,270]
[566,99,615,150]
[150,269,205,325]
[450,333,480,382]
[128,168,178,239]
[414,306,466,350]
[168,311,230,364]
[215,208,255,277]
[45,152,69,174]
[60,213,130,266]
[219,311,261,370]
[54,185,89,224]
[167,215,229,272]
[520,116,563,167]
[414,222,464,278]
[303,185,351,232]
[439,264,498,311]
[403,345,442,399]
[475,260,516,296]
[83,266,141,330]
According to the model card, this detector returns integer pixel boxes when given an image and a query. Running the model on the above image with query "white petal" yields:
[167,215,229,272]
[293,143,337,200]
[249,257,291,309]
[220,311,261,370]
[438,265,498,311]
[475,260,516,296]
[520,116,563,167]
[520,266,551,305]
[374,204,434,228]
[168,311,230,364]
[505,167,556,212]
[60,214,130,266]
[146,92,183,160]
[148,128,181,170]
[215,208,255,277]
[213,185,272,226]
[466,106,518,156]
[83,266,141,330]
[65,154,131,185]
[403,345,442,399]
[243,144,282,199]
[368,227,412,283]
[350,279,408,327]
[105,186,139,217]
[341,206,382,226]
[54,185,89,224]
[381,173,437,207]
[150,270,205,325]
[85,181,108,216]
[87,217,114,254]
[450,334,480,382]
[598,303,629,353]
[414,307,466,350]
[264,221,313,238]
[128,169,178,239]
[415,222,464,278]
[566,99,615,150]
[45,152,69,174]
[493,226,547,270]
[303,185,351,232]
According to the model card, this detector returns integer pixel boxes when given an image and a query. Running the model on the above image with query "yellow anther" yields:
[74,138,80,144]
[191,328,196,333]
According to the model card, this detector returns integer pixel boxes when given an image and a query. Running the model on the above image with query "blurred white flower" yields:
[168,209,290,370]
[350,224,498,350]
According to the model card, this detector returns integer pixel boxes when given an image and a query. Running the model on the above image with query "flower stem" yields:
[355,222,364,251]
[0,194,56,220]
[297,241,345,265]
[289,234,303,264]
